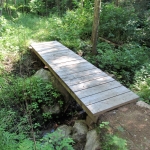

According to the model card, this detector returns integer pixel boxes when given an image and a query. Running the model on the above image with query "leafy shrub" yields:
[0,108,19,132]
[103,134,127,150]
[87,42,149,85]
[99,3,138,43]
[0,128,74,150]
[48,6,93,50]
[0,76,64,132]
[19,130,74,150]
[132,63,150,104]
[133,78,150,104]
[29,0,45,15]
[99,122,127,150]
[39,129,74,150]
[134,63,150,84]
[135,11,150,47]
[0,128,19,150]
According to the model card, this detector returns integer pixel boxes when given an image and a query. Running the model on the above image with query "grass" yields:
[0,13,55,77]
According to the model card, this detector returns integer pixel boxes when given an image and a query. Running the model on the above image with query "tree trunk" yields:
[115,0,119,6]
[91,0,101,55]
[0,0,3,16]
[55,0,60,15]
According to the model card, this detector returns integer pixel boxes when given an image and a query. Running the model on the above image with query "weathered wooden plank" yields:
[61,68,103,80]
[31,44,67,53]
[42,50,83,64]
[40,50,74,58]
[50,59,87,68]
[35,47,68,54]
[75,80,121,99]
[88,91,138,115]
[54,62,96,76]
[70,76,114,92]
[81,86,130,106]
[64,71,108,86]
[45,55,83,64]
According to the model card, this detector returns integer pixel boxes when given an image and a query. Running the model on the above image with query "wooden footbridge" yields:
[31,41,139,123]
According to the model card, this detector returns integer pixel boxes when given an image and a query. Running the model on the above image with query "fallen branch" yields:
[99,37,121,48]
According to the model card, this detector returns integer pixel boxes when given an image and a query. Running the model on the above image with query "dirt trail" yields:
[99,103,150,150]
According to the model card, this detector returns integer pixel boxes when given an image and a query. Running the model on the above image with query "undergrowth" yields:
[0,76,74,149]
[87,42,150,86]
[0,76,64,133]
[0,128,74,150]
[99,122,128,150]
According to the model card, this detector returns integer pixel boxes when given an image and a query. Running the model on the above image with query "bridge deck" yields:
[31,41,139,122]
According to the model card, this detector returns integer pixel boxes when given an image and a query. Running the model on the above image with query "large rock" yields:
[136,101,150,109]
[34,68,52,81]
[72,120,88,143]
[56,125,73,138]
[84,129,101,150]
[42,104,60,114]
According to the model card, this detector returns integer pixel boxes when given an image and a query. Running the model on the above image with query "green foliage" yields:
[1,0,81,16]
[18,130,74,150]
[134,63,150,84]
[135,78,150,104]
[99,121,109,129]
[40,129,74,150]
[0,128,19,150]
[100,3,138,43]
[48,7,93,50]
[0,128,74,150]
[1,76,60,105]
[0,76,63,132]
[0,8,92,55]
[99,122,128,150]
[103,134,128,150]
[29,0,45,14]
[0,4,88,56]
[0,15,29,53]
[132,66,150,104]
[87,42,149,85]
[1,13,52,45]
[135,11,150,47]
[131,63,150,104]
[0,108,18,131]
